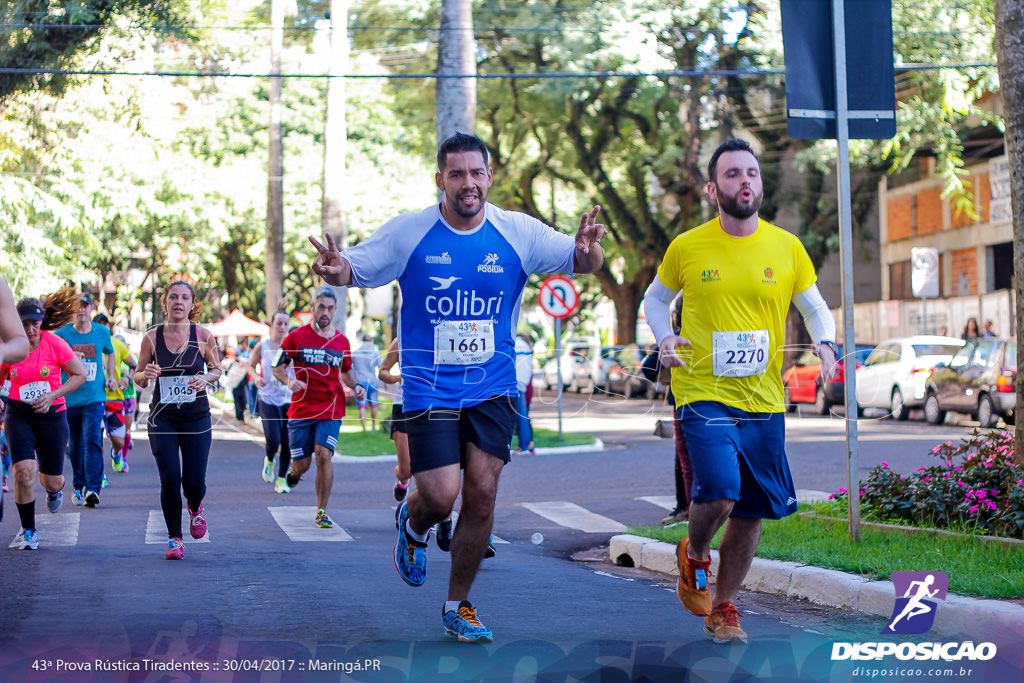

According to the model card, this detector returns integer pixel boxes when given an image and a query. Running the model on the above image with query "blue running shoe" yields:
[442,601,493,642]
[101,474,109,489]
[72,488,86,506]
[46,490,63,514]
[393,502,427,587]
[20,528,40,550]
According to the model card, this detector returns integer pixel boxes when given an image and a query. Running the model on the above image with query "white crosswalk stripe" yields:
[4,499,640,549]
[268,506,353,541]
[7,513,80,548]
[145,510,211,544]
[519,501,628,533]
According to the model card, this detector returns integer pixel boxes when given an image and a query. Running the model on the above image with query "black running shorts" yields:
[404,395,515,474]
[5,400,70,477]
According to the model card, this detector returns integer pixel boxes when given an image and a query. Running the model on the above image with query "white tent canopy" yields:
[208,309,268,338]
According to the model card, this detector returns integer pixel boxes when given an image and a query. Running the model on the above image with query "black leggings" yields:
[148,414,212,538]
[258,401,291,477]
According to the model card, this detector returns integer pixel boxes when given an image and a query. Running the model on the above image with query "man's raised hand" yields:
[309,233,351,286]
[575,205,607,254]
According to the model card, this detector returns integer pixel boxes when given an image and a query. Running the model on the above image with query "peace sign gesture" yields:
[573,205,607,273]
[308,233,353,286]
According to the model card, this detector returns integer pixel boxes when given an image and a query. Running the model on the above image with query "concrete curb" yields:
[609,534,1024,640]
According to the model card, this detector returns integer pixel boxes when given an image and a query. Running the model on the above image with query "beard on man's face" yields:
[716,185,763,220]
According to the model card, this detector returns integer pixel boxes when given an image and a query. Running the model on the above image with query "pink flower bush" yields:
[829,429,1024,538]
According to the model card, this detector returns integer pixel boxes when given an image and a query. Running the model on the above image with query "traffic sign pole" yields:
[539,276,579,440]
[833,0,861,542]
[555,317,563,439]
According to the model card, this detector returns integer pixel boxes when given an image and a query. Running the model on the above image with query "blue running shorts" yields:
[287,418,341,461]
[355,382,379,407]
[404,395,515,474]
[678,401,798,520]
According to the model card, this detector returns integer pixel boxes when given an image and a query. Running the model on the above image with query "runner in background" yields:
[114,334,138,471]
[351,333,383,431]
[378,338,410,502]
[92,314,136,476]
[1,290,86,548]
[273,287,365,529]
[55,293,116,508]
[247,310,293,493]
[134,281,222,560]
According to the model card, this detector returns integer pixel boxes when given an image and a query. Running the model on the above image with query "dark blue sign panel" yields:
[781,0,896,140]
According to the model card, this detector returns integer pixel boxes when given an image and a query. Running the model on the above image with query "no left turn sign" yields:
[539,276,579,319]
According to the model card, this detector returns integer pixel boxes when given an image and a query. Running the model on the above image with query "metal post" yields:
[833,0,861,541]
[555,317,563,439]
[922,296,928,334]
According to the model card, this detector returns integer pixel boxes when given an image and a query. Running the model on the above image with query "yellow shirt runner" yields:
[657,217,816,413]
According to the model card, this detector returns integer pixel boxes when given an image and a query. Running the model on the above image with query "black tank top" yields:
[150,323,210,422]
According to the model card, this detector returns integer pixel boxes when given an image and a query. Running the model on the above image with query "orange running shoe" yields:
[676,537,712,616]
[704,601,747,644]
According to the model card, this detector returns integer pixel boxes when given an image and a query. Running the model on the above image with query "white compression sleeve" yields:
[643,275,679,344]
[792,283,837,343]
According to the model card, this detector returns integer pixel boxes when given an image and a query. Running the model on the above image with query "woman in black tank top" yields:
[133,281,222,560]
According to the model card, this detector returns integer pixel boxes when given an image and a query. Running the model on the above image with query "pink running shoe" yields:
[188,503,207,540]
[165,538,184,560]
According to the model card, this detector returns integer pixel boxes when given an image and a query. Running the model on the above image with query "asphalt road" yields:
[0,391,1009,682]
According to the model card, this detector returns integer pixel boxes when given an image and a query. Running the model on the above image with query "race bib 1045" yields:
[433,320,495,365]
[711,330,770,378]
[160,375,197,404]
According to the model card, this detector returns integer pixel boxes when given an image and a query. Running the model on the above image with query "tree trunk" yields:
[265,0,286,322]
[995,0,1024,466]
[436,0,476,141]
[322,0,349,330]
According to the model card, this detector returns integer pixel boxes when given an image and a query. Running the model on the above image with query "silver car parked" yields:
[854,335,966,420]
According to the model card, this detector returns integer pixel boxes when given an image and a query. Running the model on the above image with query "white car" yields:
[854,335,966,420]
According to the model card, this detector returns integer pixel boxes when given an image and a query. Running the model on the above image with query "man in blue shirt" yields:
[309,132,606,643]
[56,294,116,507]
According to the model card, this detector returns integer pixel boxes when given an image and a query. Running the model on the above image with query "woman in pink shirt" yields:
[0,289,87,550]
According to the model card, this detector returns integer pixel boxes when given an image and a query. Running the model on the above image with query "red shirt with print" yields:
[279,325,352,420]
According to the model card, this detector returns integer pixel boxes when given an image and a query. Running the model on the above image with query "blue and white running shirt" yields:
[343,203,575,410]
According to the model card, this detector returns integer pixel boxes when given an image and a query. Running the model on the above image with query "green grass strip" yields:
[333,422,595,457]
[631,513,1024,600]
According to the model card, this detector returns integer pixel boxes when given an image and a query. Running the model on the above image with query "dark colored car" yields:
[783,344,875,415]
[923,338,1017,427]
[602,344,667,399]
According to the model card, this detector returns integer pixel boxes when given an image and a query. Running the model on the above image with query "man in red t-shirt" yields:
[273,288,365,529]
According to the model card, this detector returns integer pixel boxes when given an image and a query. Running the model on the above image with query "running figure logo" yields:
[883,571,948,635]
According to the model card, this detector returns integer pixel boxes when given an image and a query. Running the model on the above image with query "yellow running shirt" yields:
[657,217,816,413]
[105,336,131,401]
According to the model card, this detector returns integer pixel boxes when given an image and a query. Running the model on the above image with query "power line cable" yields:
[0,63,994,80]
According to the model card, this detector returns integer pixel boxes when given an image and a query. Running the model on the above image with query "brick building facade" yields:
[879,155,1013,302]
